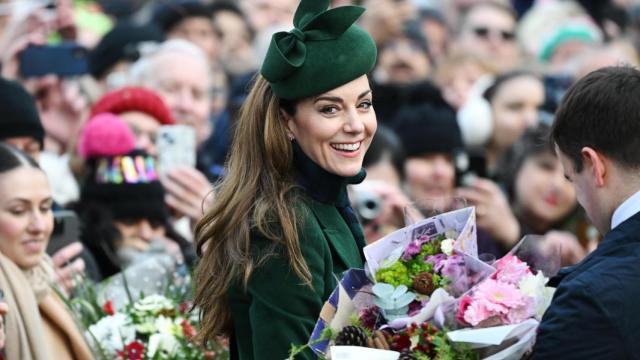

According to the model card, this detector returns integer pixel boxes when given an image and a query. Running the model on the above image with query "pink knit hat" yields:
[78,113,136,159]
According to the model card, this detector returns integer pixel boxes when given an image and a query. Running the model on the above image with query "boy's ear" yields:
[581,147,607,187]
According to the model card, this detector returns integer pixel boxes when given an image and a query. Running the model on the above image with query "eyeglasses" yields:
[472,26,516,42]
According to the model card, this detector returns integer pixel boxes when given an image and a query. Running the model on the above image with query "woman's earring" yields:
[289,135,295,141]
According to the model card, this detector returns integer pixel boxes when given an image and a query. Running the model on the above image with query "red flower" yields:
[124,341,145,360]
[179,301,193,314]
[103,300,115,316]
[181,319,197,340]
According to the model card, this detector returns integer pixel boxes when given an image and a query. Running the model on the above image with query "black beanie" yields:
[151,1,213,33]
[89,22,164,79]
[80,150,169,222]
[391,103,463,158]
[0,77,45,147]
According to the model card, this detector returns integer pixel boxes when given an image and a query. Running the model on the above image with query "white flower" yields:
[148,333,179,357]
[87,314,135,355]
[444,230,458,240]
[440,238,456,256]
[133,294,174,314]
[518,272,548,297]
[518,272,555,319]
[154,316,180,336]
[537,286,556,319]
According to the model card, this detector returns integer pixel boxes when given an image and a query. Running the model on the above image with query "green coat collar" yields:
[305,197,364,271]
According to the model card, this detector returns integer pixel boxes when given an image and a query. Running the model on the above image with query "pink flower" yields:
[456,295,474,325]
[475,279,525,312]
[463,299,491,326]
[505,296,536,324]
[494,255,531,285]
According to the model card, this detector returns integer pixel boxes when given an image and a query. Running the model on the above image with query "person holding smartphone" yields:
[0,77,99,292]
[0,143,93,359]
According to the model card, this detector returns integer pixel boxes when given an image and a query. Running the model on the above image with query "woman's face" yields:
[114,219,165,252]
[490,76,544,150]
[285,75,377,177]
[404,153,455,203]
[515,152,576,227]
[0,167,53,269]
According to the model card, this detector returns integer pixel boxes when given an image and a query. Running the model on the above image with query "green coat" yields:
[228,193,364,360]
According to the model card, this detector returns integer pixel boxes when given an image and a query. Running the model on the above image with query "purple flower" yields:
[359,306,382,330]
[402,235,430,260]
[425,254,447,271]
[407,300,424,317]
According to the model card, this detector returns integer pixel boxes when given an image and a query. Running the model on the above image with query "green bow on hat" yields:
[261,0,377,100]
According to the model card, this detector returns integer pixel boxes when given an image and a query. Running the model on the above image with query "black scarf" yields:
[292,142,367,251]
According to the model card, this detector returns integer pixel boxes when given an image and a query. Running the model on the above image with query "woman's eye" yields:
[9,208,26,216]
[320,106,339,114]
[359,101,372,109]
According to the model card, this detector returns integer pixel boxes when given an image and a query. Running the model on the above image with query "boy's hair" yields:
[552,66,640,172]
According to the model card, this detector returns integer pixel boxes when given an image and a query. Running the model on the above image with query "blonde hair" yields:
[193,76,311,340]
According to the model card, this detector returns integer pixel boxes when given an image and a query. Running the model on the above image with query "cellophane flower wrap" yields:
[437,235,561,359]
[304,207,494,359]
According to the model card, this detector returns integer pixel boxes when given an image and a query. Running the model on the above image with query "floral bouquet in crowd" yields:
[435,235,561,359]
[300,207,495,359]
[65,258,229,360]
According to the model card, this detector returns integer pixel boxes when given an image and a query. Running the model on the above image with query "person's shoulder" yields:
[562,243,640,300]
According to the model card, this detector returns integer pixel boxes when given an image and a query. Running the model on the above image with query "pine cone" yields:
[335,325,368,347]
[413,272,436,295]
[398,349,418,360]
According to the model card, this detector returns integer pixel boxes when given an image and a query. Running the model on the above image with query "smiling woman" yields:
[192,0,378,359]
[0,143,93,360]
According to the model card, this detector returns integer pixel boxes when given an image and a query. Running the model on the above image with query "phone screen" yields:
[156,125,197,176]
[454,151,487,187]
[46,210,80,256]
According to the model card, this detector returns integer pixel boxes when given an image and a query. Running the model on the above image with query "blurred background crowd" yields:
[0,0,637,354]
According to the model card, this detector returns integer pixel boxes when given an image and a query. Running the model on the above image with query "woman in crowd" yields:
[496,124,592,265]
[482,71,546,171]
[193,0,377,358]
[74,113,196,279]
[0,143,93,359]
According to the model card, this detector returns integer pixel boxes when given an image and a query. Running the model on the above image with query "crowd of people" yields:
[0,0,638,358]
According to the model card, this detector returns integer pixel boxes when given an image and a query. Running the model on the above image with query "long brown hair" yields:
[193,76,311,341]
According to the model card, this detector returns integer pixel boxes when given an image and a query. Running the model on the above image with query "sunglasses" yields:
[472,26,516,42]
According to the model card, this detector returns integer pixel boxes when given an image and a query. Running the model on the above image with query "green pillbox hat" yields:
[260,0,377,100]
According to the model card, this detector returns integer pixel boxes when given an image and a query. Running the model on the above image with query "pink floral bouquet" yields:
[456,255,553,328]
[437,235,561,359]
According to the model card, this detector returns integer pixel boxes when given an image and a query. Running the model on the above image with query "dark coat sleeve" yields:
[533,277,625,359]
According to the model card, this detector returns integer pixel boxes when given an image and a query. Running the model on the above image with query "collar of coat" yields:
[549,209,640,287]
[292,141,365,206]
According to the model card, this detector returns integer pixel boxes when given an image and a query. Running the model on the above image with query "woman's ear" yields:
[581,147,607,187]
[281,109,295,141]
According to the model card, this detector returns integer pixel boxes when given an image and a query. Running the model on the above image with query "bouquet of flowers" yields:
[437,235,561,359]
[65,258,229,360]
[85,294,227,359]
[303,207,495,359]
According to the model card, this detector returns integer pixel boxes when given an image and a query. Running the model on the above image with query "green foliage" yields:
[375,261,412,287]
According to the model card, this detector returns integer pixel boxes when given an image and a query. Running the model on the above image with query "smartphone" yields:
[454,150,488,188]
[20,42,89,78]
[156,125,197,176]
[46,210,80,256]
